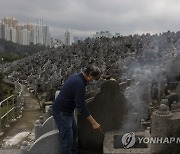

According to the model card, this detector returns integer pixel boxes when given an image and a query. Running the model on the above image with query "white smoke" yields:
[118,37,180,132]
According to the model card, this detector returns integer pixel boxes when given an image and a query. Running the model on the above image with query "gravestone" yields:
[77,80,128,153]
[175,82,180,97]
[21,130,60,154]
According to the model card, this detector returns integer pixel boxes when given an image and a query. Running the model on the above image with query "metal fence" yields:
[0,81,23,136]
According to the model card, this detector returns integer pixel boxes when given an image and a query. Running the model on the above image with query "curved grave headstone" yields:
[77,80,128,153]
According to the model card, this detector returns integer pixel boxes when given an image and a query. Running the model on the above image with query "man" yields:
[52,66,101,154]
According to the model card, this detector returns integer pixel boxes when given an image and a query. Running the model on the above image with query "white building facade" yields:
[42,26,51,46]
[20,29,31,45]
[0,22,2,39]
[1,24,8,40]
[64,28,72,46]
[9,27,17,43]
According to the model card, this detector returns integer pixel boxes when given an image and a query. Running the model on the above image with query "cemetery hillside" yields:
[3,31,180,83]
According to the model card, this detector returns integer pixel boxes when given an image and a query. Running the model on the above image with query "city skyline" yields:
[0,16,120,40]
[0,17,51,46]
[0,16,122,47]
[1,0,180,39]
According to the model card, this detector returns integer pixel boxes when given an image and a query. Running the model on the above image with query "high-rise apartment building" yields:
[1,24,8,40]
[31,25,43,45]
[24,23,33,31]
[30,19,44,45]
[37,25,43,45]
[0,21,2,39]
[15,24,23,44]
[20,29,31,45]
[64,28,72,46]
[42,25,51,46]
[9,27,17,43]
[6,28,11,41]
[1,17,18,28]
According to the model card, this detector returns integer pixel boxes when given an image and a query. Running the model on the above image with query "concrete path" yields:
[0,85,41,154]
[0,148,21,154]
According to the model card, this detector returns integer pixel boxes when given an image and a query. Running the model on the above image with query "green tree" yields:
[0,39,47,62]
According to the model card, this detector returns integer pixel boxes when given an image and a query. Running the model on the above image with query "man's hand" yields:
[87,115,101,131]
[92,121,101,131]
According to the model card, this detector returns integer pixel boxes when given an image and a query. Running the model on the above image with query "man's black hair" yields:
[83,66,101,77]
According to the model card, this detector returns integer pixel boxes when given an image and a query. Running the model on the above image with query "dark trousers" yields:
[52,111,78,154]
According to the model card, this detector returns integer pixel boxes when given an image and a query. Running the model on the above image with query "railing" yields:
[0,80,23,136]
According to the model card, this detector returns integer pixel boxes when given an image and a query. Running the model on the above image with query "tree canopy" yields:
[0,39,48,62]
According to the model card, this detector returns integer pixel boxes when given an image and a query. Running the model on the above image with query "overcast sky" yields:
[1,0,180,39]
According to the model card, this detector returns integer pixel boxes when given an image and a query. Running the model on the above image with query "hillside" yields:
[0,39,47,62]
[0,39,48,101]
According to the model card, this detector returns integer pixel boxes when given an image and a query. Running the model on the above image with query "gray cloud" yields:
[1,0,180,38]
